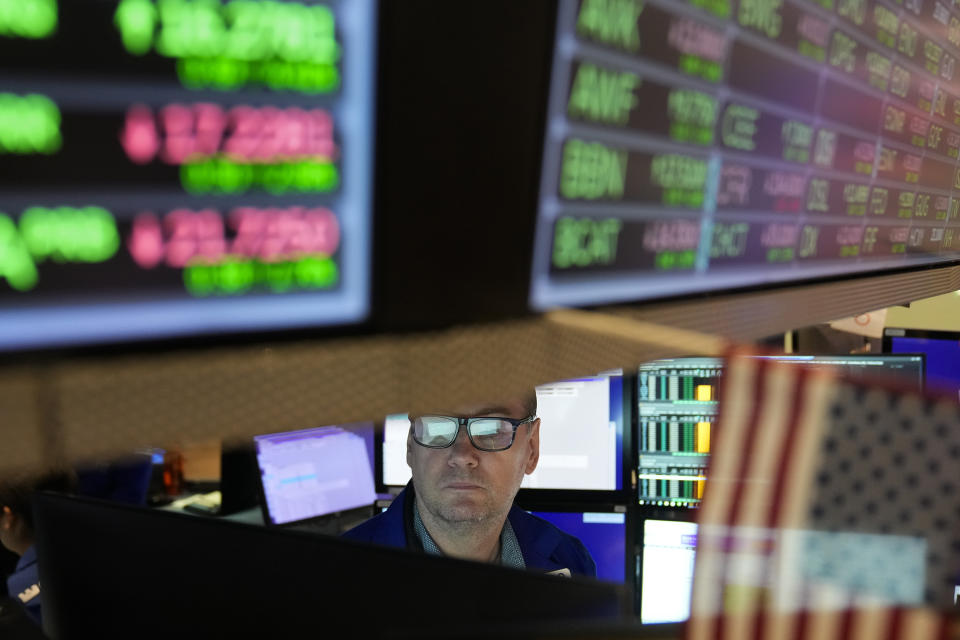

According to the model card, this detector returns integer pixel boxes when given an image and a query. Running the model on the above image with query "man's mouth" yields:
[444,482,484,490]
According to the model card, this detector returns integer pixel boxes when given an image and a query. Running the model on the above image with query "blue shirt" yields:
[343,484,596,578]
[6,545,41,625]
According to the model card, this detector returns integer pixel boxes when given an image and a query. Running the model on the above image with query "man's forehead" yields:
[418,397,529,418]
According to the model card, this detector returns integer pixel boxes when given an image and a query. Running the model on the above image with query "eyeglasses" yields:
[410,415,537,452]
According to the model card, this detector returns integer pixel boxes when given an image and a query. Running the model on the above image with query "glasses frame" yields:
[410,415,538,452]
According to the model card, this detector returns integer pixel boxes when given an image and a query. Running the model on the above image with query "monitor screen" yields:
[254,422,376,525]
[886,329,960,400]
[530,510,627,583]
[525,375,624,491]
[529,0,960,312]
[0,0,377,351]
[380,375,625,492]
[640,519,698,625]
[382,413,411,488]
[638,355,924,507]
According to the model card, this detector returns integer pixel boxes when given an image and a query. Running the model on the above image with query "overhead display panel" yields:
[0,0,376,350]
[530,0,960,310]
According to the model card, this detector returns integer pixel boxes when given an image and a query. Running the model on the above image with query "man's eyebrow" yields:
[469,406,515,417]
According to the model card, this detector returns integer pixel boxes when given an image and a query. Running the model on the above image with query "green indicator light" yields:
[766,248,794,263]
[737,0,782,39]
[577,0,643,51]
[552,217,623,269]
[655,250,696,270]
[668,89,717,145]
[710,223,749,259]
[0,0,57,39]
[0,213,38,291]
[19,206,119,263]
[184,262,216,296]
[182,158,337,194]
[295,256,337,288]
[183,255,338,297]
[688,0,730,18]
[560,140,627,200]
[218,257,254,294]
[115,0,158,55]
[0,93,62,155]
[567,63,640,125]
[266,261,294,292]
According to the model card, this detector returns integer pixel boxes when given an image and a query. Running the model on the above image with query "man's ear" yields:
[406,428,414,468]
[524,418,540,475]
[0,506,12,530]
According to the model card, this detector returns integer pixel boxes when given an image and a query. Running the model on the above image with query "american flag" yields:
[687,352,960,640]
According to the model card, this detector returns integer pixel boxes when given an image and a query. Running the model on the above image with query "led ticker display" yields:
[0,0,375,350]
[530,0,960,310]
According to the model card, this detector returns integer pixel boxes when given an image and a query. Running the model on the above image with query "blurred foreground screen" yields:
[0,0,376,350]
[531,0,960,310]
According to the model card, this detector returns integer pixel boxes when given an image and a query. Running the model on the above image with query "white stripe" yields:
[901,608,941,640]
[690,353,759,640]
[805,599,844,640]
[777,371,837,530]
[851,607,892,640]
[721,364,799,638]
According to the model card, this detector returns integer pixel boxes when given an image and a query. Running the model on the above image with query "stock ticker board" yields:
[0,0,375,350]
[530,0,960,309]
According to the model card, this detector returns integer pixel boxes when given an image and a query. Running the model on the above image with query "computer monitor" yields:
[0,0,378,351]
[638,518,698,625]
[884,328,960,401]
[381,413,412,488]
[34,493,628,637]
[254,422,376,525]
[528,0,960,314]
[528,510,627,583]
[637,355,925,508]
[379,374,627,493]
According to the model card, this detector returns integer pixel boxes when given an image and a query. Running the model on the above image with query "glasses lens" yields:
[468,419,515,451]
[413,416,458,447]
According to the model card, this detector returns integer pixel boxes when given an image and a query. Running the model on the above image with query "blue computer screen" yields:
[255,422,376,525]
[890,336,960,400]
[530,511,626,582]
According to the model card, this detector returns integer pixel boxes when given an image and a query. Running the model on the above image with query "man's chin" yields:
[437,500,492,524]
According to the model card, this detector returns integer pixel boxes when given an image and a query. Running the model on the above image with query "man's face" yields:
[407,397,540,526]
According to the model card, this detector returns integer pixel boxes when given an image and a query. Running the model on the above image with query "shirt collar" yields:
[412,500,525,569]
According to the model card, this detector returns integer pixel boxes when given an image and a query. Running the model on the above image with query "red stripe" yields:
[716,357,770,640]
[724,357,770,528]
[795,607,809,640]
[766,367,811,529]
[936,611,950,640]
[745,368,811,640]
[884,607,903,640]
[838,608,854,640]
[751,608,767,640]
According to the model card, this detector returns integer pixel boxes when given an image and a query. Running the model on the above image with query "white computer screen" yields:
[382,413,412,487]
[255,424,377,525]
[523,376,621,490]
[641,519,698,624]
[380,376,623,491]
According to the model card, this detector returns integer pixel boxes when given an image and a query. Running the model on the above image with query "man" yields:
[0,471,74,625]
[343,393,596,577]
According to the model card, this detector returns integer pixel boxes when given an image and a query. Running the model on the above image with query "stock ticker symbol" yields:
[120,104,160,164]
[127,212,164,269]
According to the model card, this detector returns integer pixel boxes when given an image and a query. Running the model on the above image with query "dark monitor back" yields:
[34,493,627,639]
[219,443,260,516]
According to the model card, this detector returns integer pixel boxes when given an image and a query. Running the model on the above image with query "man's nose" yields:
[447,424,479,466]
